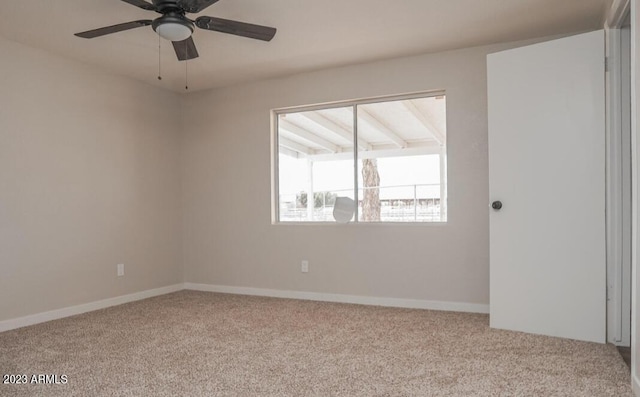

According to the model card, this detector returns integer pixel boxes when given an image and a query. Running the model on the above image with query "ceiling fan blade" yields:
[120,0,157,11]
[75,20,152,39]
[177,0,220,13]
[172,37,200,61]
[195,16,276,41]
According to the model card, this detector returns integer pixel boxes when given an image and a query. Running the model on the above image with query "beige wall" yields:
[0,36,183,321]
[180,43,518,306]
[0,31,565,324]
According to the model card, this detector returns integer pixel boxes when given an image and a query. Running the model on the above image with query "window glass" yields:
[277,107,354,222]
[357,96,446,222]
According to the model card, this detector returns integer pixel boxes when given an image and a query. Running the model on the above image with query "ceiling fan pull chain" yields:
[157,33,162,81]
[185,42,189,91]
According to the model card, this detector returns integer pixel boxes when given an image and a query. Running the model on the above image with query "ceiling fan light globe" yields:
[157,22,192,41]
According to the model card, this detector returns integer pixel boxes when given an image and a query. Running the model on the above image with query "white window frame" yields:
[271,90,447,224]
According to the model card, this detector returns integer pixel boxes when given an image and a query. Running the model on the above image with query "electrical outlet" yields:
[117,263,125,277]
[301,260,309,273]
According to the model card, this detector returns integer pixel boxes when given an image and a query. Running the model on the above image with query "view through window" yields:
[275,93,447,223]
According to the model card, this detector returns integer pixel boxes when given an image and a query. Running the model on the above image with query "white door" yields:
[487,30,606,343]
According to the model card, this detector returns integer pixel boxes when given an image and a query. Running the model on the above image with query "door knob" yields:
[491,201,503,210]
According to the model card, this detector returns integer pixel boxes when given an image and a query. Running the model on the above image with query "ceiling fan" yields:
[75,0,277,61]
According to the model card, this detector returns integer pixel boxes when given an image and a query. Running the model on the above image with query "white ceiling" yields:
[0,0,612,93]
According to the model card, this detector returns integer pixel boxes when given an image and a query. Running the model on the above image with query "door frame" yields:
[605,0,633,347]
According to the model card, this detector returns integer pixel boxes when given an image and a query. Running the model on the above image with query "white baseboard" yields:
[0,283,489,334]
[184,283,490,314]
[633,373,640,397]
[0,284,183,333]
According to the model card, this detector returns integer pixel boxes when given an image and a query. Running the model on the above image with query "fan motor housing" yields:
[152,0,183,14]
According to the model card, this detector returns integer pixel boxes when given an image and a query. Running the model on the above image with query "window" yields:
[273,92,447,223]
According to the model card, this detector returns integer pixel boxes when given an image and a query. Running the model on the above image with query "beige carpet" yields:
[0,291,632,396]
